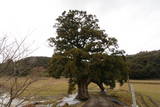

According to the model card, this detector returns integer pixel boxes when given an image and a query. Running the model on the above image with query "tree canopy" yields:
[48,10,128,100]
[127,50,160,79]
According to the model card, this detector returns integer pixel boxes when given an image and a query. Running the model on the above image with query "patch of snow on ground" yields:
[0,93,28,107]
[57,93,80,106]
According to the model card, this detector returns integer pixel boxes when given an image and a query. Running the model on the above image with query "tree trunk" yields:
[76,81,89,101]
[97,83,105,92]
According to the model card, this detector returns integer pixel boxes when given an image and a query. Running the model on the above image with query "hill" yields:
[127,50,160,79]
[0,56,51,76]
[1,50,160,79]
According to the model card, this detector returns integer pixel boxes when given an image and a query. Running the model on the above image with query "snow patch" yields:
[57,93,80,106]
[0,93,28,107]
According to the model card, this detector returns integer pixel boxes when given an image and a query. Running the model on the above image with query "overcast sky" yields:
[0,0,160,57]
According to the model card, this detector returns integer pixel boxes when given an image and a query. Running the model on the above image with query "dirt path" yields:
[82,94,124,107]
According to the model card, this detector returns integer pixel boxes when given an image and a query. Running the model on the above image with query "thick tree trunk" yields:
[76,81,89,101]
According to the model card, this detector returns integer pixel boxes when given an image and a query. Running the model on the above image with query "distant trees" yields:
[127,50,160,79]
[48,10,128,100]
[13,56,50,76]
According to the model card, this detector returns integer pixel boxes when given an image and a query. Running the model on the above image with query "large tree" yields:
[48,10,128,100]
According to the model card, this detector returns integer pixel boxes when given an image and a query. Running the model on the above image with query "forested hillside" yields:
[127,50,160,79]
[1,50,160,79]
[0,56,51,76]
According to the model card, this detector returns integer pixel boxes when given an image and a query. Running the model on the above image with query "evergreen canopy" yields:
[48,10,128,100]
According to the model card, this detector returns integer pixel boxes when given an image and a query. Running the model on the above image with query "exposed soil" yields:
[82,94,125,107]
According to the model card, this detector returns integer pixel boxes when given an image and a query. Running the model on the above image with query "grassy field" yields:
[0,77,160,107]
[119,80,160,101]
[118,80,160,107]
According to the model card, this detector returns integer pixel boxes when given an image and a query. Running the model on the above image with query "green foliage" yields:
[127,50,160,79]
[89,54,128,88]
[48,10,128,89]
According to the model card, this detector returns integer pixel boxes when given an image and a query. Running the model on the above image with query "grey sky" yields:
[0,0,160,57]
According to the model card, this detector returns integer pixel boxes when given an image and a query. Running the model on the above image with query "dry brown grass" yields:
[118,80,160,102]
[0,77,160,106]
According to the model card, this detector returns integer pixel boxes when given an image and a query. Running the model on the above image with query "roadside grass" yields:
[108,89,131,106]
[118,80,160,107]
[87,80,160,107]
[119,80,160,102]
[133,83,160,102]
